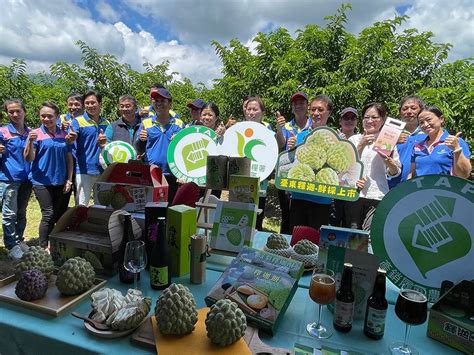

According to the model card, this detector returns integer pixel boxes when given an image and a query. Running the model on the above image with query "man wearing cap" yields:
[136,87,182,202]
[186,98,206,127]
[139,83,183,127]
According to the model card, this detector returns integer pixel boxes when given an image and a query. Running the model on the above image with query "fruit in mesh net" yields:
[15,269,48,301]
[55,257,96,296]
[266,233,290,250]
[296,144,327,170]
[288,163,315,181]
[15,246,54,279]
[294,239,319,255]
[205,299,247,346]
[326,143,354,173]
[314,167,339,185]
[154,283,198,335]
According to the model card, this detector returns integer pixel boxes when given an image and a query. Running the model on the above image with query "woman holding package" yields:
[344,102,401,229]
[24,102,73,249]
[409,106,471,178]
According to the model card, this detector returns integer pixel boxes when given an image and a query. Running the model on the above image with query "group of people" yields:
[0,84,471,260]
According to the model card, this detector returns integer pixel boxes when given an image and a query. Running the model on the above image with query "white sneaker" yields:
[8,245,24,260]
[19,241,30,252]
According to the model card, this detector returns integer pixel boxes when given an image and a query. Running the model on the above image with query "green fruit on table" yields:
[294,239,318,255]
[154,283,198,335]
[266,233,290,250]
[15,269,48,301]
[55,257,95,296]
[15,246,54,279]
[97,190,113,206]
[206,299,247,347]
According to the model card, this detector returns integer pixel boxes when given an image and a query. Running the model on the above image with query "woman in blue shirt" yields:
[24,102,73,249]
[409,106,471,179]
[0,99,32,259]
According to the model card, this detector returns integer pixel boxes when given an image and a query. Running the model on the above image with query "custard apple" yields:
[288,163,315,181]
[15,246,54,279]
[15,269,48,301]
[326,143,354,173]
[294,240,319,255]
[97,190,113,206]
[83,251,103,270]
[56,257,96,296]
[307,129,337,151]
[110,192,127,209]
[296,144,327,170]
[266,233,290,250]
[314,167,339,185]
[205,299,247,347]
[154,283,198,335]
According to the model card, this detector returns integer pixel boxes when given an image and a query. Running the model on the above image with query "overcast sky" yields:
[1,0,473,86]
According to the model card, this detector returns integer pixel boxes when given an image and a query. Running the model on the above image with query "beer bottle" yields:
[333,263,354,332]
[364,268,388,339]
[119,214,139,284]
[149,217,171,290]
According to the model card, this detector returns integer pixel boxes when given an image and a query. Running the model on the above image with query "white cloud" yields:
[96,0,121,22]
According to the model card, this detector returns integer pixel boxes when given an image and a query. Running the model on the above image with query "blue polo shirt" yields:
[29,125,71,186]
[148,105,183,127]
[71,112,110,175]
[57,112,73,126]
[138,114,182,174]
[0,124,30,182]
[412,130,471,177]
[281,117,313,150]
[388,128,427,189]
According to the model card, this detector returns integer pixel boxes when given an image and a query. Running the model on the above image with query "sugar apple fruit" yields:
[326,143,354,173]
[307,130,337,151]
[294,240,319,255]
[206,299,247,347]
[296,144,327,170]
[288,163,315,181]
[97,190,113,206]
[154,283,198,335]
[266,233,290,250]
[15,269,48,301]
[15,246,54,279]
[314,167,339,185]
[110,192,127,209]
[56,257,96,296]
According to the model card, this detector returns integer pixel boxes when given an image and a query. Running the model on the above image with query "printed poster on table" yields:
[371,175,474,303]
[220,122,279,181]
[275,127,364,201]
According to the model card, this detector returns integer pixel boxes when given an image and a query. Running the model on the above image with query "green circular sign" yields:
[372,175,473,302]
[100,141,136,168]
[167,126,218,185]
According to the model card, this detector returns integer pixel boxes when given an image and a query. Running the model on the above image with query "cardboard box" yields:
[427,280,474,354]
[93,162,168,211]
[167,205,197,277]
[50,206,141,276]
[228,174,259,204]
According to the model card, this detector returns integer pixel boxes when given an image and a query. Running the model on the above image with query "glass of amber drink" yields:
[307,269,336,339]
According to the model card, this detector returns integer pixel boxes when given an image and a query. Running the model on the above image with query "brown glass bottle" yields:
[333,263,354,333]
[149,217,171,290]
[364,268,388,339]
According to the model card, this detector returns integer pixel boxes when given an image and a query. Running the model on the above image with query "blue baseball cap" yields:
[150,88,172,100]
[187,98,206,109]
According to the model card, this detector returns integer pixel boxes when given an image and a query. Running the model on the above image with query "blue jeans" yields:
[0,181,32,250]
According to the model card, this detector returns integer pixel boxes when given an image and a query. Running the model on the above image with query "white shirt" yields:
[349,134,401,200]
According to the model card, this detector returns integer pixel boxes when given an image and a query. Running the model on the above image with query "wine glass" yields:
[123,240,147,291]
[390,289,428,355]
[307,269,336,339]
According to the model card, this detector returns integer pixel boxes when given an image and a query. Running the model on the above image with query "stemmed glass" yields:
[307,269,336,339]
[123,241,147,291]
[390,289,428,355]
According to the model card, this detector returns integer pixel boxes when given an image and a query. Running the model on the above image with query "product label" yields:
[334,300,354,327]
[150,265,168,287]
[365,306,387,335]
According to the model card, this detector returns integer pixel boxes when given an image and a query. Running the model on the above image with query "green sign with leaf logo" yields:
[372,175,473,302]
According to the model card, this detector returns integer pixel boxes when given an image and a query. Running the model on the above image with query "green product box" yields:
[167,205,197,277]
[427,280,474,354]
[228,174,260,204]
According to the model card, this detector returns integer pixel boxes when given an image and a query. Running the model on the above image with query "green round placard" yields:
[100,141,136,167]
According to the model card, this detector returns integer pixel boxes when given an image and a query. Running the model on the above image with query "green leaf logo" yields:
[398,195,471,278]
[181,138,210,172]
[244,139,265,161]
[236,132,245,157]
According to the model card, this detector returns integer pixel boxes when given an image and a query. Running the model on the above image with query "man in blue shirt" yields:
[58,93,84,128]
[136,87,182,203]
[139,83,182,126]
[71,91,110,206]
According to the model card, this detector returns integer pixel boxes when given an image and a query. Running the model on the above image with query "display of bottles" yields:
[364,268,388,340]
[333,263,354,333]
[119,214,139,284]
[149,217,171,290]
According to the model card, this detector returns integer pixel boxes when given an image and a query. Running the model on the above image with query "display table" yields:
[0,269,461,354]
